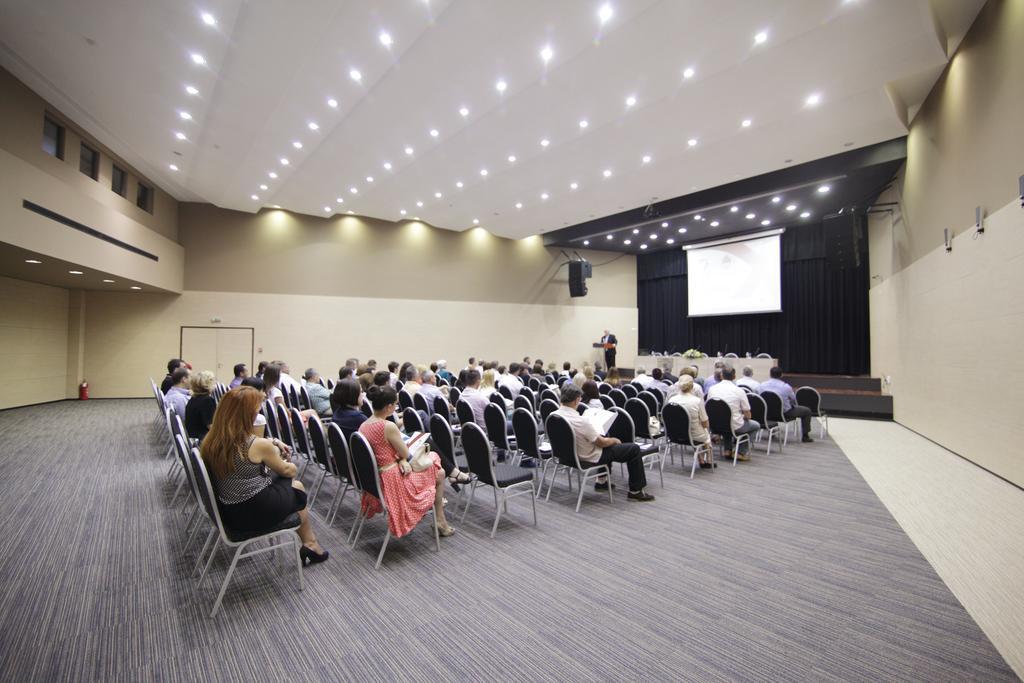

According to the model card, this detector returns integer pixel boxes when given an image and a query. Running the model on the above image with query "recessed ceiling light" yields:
[383,161,392,170]
[642,155,651,164]
[786,204,797,211]
[806,93,821,107]
[710,220,719,227]
[400,209,407,215]
[579,119,589,129]
[650,234,658,240]
[279,158,289,165]
[745,212,755,219]
[405,146,414,155]
[540,45,553,63]
[683,66,695,79]
[817,184,830,193]
[379,31,393,47]
[434,192,442,199]
[583,240,590,246]
[429,128,439,137]
[632,228,640,234]
[366,176,374,183]
[508,155,516,163]
[200,11,216,26]
[626,95,637,107]
[540,138,550,147]
[268,172,278,179]
[624,239,632,245]
[327,98,338,108]
[168,163,179,171]
[130,286,141,290]
[640,244,648,250]
[456,181,464,188]
[185,85,199,96]
[25,259,41,264]
[800,211,811,218]
[103,279,115,283]
[178,111,192,120]
[272,204,280,208]
[175,131,187,140]
[347,210,354,215]
[541,193,550,200]
[515,202,523,209]
[606,234,613,240]
[678,227,687,234]
[730,206,738,212]
[292,141,303,149]
[480,168,489,176]
[336,197,344,203]
[472,218,480,225]
[260,184,268,191]
[661,222,668,228]
[761,219,771,226]
[754,31,768,44]
[459,106,469,117]
[603,169,612,178]
[495,79,507,92]
[772,196,781,203]
[349,69,362,82]
[251,194,259,200]
[416,201,424,207]
[598,3,613,24]
[324,206,331,212]
[350,187,358,194]
[694,214,702,220]
[687,138,698,147]
[190,53,206,65]
[570,182,579,190]
[308,121,319,131]
[741,119,752,128]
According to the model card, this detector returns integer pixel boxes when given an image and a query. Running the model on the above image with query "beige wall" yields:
[869,0,1024,487]
[0,276,69,409]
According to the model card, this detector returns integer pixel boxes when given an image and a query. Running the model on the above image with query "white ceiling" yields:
[0,0,983,239]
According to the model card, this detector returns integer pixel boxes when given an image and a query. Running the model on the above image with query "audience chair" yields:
[305,415,336,513]
[403,407,426,434]
[413,392,431,415]
[614,402,665,487]
[544,413,612,512]
[299,385,312,411]
[488,392,505,410]
[599,395,615,410]
[287,407,314,476]
[544,373,556,385]
[326,378,335,390]
[647,386,665,408]
[360,400,372,418]
[484,403,517,459]
[395,379,404,392]
[188,447,303,618]
[756,353,772,359]
[458,423,537,537]
[598,382,611,395]
[513,394,533,415]
[325,423,361,538]
[622,383,639,398]
[637,391,659,417]
[398,390,414,412]
[448,386,462,404]
[705,398,750,466]
[576,404,587,415]
[519,386,537,411]
[498,385,513,400]
[348,432,440,569]
[747,393,781,456]
[725,353,738,358]
[262,400,280,439]
[428,414,472,512]
[761,391,796,447]
[661,402,713,478]
[432,395,454,425]
[796,386,828,438]
[539,387,559,406]
[173,434,210,554]
[274,403,294,450]
[539,398,559,424]
[527,377,541,391]
[511,407,553,497]
[609,388,627,408]
[455,400,475,427]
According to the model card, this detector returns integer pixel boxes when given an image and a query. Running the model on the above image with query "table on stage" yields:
[635,355,778,381]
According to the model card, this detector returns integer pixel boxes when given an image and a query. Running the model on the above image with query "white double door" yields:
[180,327,253,386]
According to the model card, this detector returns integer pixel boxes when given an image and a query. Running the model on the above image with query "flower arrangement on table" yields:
[682,349,707,359]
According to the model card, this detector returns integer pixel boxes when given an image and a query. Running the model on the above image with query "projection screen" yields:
[685,233,782,317]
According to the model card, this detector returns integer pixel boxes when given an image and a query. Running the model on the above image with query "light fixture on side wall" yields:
[944,228,953,253]
[975,206,985,235]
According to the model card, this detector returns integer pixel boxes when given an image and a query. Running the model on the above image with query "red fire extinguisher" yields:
[79,380,89,400]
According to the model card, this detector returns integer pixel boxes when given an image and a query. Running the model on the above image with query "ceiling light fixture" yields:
[800,211,811,218]
[661,222,668,228]
[200,11,216,26]
[772,196,781,203]
[540,138,550,147]
[175,131,187,140]
[598,3,613,24]
[292,141,303,149]
[642,155,651,164]
[456,181,464,188]
[515,202,523,209]
[786,204,797,211]
[327,98,338,108]
[741,119,752,128]
[650,234,658,240]
[268,172,278,179]
[472,218,480,225]
[508,155,516,163]
[25,259,41,264]
[583,240,590,246]
[761,219,771,226]
[103,279,115,283]
[479,168,489,176]
[324,206,331,212]
[710,220,720,227]
[626,95,637,107]
[349,69,362,82]
[308,121,319,131]
[400,209,407,215]
[687,138,697,147]
[251,194,259,200]
[806,93,821,107]
[379,31,393,47]
[405,146,414,155]
[730,206,739,212]
[383,162,392,170]
[541,193,549,200]
[632,229,640,234]
[190,53,206,65]
[495,79,507,93]
[429,128,439,137]
[366,176,374,183]
[459,106,469,117]
[640,244,648,250]
[350,187,358,194]
[579,119,589,129]
[130,286,141,290]
[570,182,579,190]
[678,227,687,233]
[185,85,199,95]
[683,66,695,79]
[416,201,424,207]
[435,192,442,199]
[603,169,612,178]
[817,184,830,193]
[754,31,768,44]
[624,239,632,245]
[694,214,702,220]
[259,184,268,190]
[540,45,553,63]
[178,111,192,120]
[606,234,613,240]
[279,158,289,165]
[336,197,344,203]
[745,212,755,219]
[347,210,355,215]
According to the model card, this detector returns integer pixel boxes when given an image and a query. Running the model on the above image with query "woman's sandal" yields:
[438,525,455,537]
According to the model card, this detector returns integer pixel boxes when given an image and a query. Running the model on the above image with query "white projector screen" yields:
[686,234,782,317]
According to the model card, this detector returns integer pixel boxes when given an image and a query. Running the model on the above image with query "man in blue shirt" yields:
[758,366,814,443]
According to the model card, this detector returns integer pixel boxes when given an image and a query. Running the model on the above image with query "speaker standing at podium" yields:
[600,329,617,368]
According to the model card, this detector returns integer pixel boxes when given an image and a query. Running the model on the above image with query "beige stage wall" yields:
[868,0,1024,487]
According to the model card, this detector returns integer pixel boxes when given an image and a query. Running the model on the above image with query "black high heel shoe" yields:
[300,545,329,566]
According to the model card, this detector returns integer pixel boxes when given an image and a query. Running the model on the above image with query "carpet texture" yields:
[0,399,1014,682]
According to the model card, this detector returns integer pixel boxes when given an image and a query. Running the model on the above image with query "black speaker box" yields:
[824,213,861,269]
[569,260,588,297]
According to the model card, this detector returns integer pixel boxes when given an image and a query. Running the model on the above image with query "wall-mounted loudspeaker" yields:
[823,212,861,269]
[568,260,591,297]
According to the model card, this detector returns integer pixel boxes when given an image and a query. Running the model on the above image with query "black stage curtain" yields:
[637,220,869,375]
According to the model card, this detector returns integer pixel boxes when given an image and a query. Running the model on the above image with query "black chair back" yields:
[288,385,300,409]
[607,406,635,443]
[539,398,559,424]
[761,391,786,424]
[455,400,475,426]
[289,407,312,455]
[429,414,456,467]
[360,400,372,417]
[511,408,540,459]
[489,392,505,409]
[545,413,578,468]
[461,423,496,487]
[514,395,532,413]
[662,402,694,446]
[484,403,512,449]
[598,395,614,410]
[647,386,665,407]
[705,398,734,438]
[395,380,404,391]
[540,388,558,405]
[748,393,770,427]
[326,422,358,488]
[403,407,425,434]
[621,383,638,398]
[499,385,513,400]
[637,391,658,416]
[188,447,218,524]
[413,392,430,414]
[576,404,588,415]
[275,403,294,446]
[625,398,652,439]
[398,390,414,411]
[307,415,332,471]
[796,387,822,415]
[527,377,541,391]
[262,400,280,439]
[448,387,462,404]
[432,395,451,422]
[598,382,611,395]
[609,388,627,407]
[544,373,556,385]
[299,385,312,410]
[519,386,536,410]
[350,432,384,504]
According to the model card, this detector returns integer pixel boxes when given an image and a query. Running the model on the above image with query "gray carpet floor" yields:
[0,399,1015,682]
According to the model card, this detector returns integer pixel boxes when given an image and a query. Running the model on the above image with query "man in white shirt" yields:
[418,370,444,413]
[707,367,760,461]
[633,365,654,388]
[401,367,421,396]
[498,362,524,398]
[276,361,300,392]
[163,367,191,417]
[553,384,654,501]
[736,365,761,392]
[458,369,491,428]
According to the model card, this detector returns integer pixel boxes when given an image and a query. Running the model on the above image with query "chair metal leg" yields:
[605,467,613,503]
[575,472,587,513]
[432,510,440,551]
[210,544,246,618]
[490,489,504,538]
[294,535,305,591]
[460,481,477,524]
[193,528,216,574]
[349,507,367,547]
[530,486,537,526]
[374,529,392,570]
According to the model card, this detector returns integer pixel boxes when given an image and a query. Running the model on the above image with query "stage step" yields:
[786,374,882,393]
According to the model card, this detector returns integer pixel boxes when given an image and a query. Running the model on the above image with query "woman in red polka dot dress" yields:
[358,385,455,538]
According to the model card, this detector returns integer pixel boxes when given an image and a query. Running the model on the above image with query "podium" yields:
[592,342,614,350]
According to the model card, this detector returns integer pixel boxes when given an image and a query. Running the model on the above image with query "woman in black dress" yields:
[184,370,217,441]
